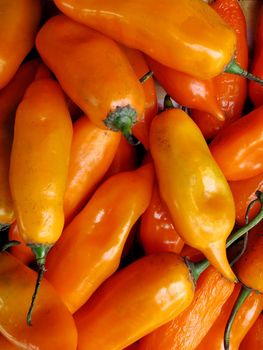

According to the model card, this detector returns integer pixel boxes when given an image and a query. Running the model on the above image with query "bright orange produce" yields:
[0,0,42,89]
[9,79,73,324]
[46,164,154,313]
[0,335,18,350]
[140,184,184,255]
[53,0,237,79]
[75,253,195,350]
[150,108,236,281]
[9,222,34,265]
[138,266,234,350]
[0,252,77,350]
[0,59,40,226]
[36,15,145,141]
[240,314,263,349]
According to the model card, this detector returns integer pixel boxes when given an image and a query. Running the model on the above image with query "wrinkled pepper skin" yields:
[210,105,263,181]
[229,172,263,226]
[0,0,41,89]
[36,15,145,135]
[249,7,263,108]
[53,0,236,79]
[46,164,154,313]
[9,79,73,246]
[140,184,184,255]
[192,0,248,140]
[64,116,121,225]
[147,58,224,120]
[240,314,263,349]
[0,60,40,225]
[122,48,157,149]
[138,266,234,350]
[150,109,236,281]
[196,284,263,350]
[0,252,77,350]
[75,253,195,350]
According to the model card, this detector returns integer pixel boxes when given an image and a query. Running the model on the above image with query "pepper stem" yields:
[225,58,263,86]
[163,94,174,110]
[0,223,10,231]
[139,71,153,84]
[224,286,251,350]
[26,244,53,326]
[0,240,20,252]
[104,105,138,144]
[185,258,210,285]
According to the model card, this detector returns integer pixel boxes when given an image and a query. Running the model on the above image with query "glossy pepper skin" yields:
[0,252,77,350]
[0,335,18,350]
[240,313,263,349]
[140,184,184,255]
[196,284,263,350]
[74,253,195,350]
[10,79,72,246]
[53,0,236,79]
[0,60,40,226]
[36,15,145,139]
[138,266,234,350]
[0,0,41,89]
[46,164,154,313]
[147,58,224,121]
[122,47,157,149]
[229,172,263,226]
[210,104,263,181]
[150,108,236,281]
[192,0,248,140]
[64,115,120,225]
[249,7,263,108]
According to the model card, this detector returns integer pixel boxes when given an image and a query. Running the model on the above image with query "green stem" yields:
[185,258,210,285]
[0,240,20,252]
[0,223,10,231]
[163,94,174,110]
[139,71,153,84]
[26,244,53,326]
[225,58,263,86]
[224,286,251,350]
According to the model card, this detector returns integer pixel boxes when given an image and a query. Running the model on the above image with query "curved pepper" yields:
[0,252,77,350]
[150,108,236,281]
[53,0,237,79]
[140,184,184,255]
[210,104,263,181]
[196,284,263,350]
[0,60,40,226]
[46,164,154,313]
[229,172,263,226]
[9,222,34,265]
[249,7,263,107]
[74,253,195,350]
[122,47,157,149]
[36,15,145,141]
[192,0,248,140]
[0,0,41,89]
[138,266,234,350]
[9,79,73,324]
[240,314,263,349]
[0,335,18,349]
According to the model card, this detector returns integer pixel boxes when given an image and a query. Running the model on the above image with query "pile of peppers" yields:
[1,0,263,349]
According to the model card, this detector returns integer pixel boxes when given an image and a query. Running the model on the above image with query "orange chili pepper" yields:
[53,0,239,79]
[0,252,77,350]
[147,58,224,121]
[64,115,120,224]
[240,313,263,349]
[105,135,137,178]
[9,222,34,265]
[192,0,248,140]
[140,184,184,255]
[210,104,263,181]
[46,164,154,313]
[122,47,157,149]
[0,60,40,227]
[138,266,234,350]
[74,253,195,350]
[196,284,263,350]
[181,245,205,263]
[9,79,73,324]
[249,7,263,108]
[36,14,145,141]
[0,0,41,89]
[150,108,236,281]
[229,172,263,226]
[124,344,139,350]
[0,334,18,350]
